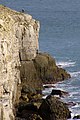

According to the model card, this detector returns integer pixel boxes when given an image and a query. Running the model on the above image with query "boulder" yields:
[39,95,71,120]
[20,84,43,103]
[16,103,42,120]
[43,85,55,88]
[51,89,69,97]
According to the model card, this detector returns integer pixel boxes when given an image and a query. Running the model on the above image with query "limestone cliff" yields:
[0,5,40,120]
[0,5,71,120]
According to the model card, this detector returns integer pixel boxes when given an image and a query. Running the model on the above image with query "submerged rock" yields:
[39,95,71,120]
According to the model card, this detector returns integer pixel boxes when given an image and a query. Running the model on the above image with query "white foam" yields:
[43,84,55,87]
[70,91,79,96]
[70,71,80,77]
[42,95,47,99]
[56,61,76,68]
[68,109,80,120]
[42,87,53,95]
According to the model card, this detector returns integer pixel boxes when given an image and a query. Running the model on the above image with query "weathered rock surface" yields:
[39,95,71,120]
[51,89,69,97]
[0,5,39,120]
[20,53,70,92]
[16,102,43,120]
[33,53,70,84]
[0,5,71,120]
[20,60,42,90]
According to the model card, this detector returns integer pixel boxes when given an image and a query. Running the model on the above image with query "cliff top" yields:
[0,5,32,20]
[0,5,39,60]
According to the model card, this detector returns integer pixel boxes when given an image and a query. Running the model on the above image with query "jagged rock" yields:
[20,61,42,90]
[33,53,71,84]
[21,85,37,95]
[51,89,69,97]
[39,95,71,120]
[16,103,42,120]
[20,52,70,108]
[43,85,55,88]
[20,84,42,103]
[0,5,40,119]
[0,5,71,120]
[20,53,70,93]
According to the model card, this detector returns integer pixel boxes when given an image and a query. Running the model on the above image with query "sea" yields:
[0,0,80,119]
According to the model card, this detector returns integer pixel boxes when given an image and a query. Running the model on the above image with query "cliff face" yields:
[0,5,39,120]
[0,5,71,120]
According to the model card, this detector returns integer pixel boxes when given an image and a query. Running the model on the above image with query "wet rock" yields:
[39,95,71,120]
[51,89,69,97]
[73,115,80,119]
[43,84,55,88]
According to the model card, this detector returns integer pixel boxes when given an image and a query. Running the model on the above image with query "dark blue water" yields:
[0,0,80,118]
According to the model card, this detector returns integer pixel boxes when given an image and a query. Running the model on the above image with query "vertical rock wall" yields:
[0,5,40,120]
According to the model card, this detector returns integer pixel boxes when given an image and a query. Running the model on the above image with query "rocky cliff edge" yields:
[0,5,71,120]
[0,5,39,120]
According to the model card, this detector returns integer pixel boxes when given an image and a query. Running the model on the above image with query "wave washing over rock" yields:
[0,5,71,120]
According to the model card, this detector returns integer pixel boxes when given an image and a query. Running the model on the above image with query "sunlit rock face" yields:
[0,5,40,120]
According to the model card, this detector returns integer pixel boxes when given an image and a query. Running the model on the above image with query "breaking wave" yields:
[70,71,80,77]
[56,61,76,68]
